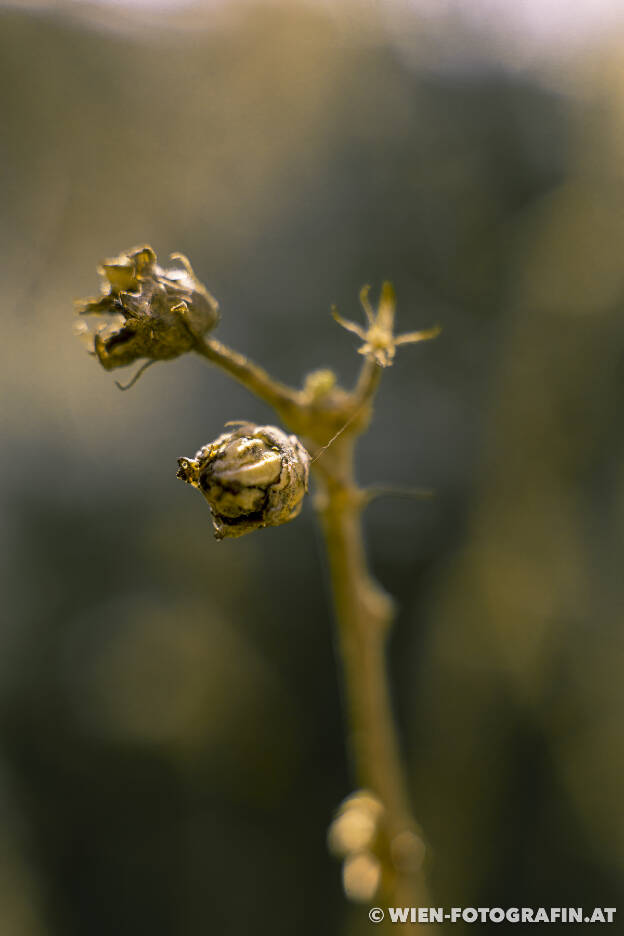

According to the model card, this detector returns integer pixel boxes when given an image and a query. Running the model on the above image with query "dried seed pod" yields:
[177,424,310,540]
[76,245,219,371]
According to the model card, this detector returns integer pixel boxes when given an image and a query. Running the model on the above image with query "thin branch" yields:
[316,471,430,907]
[193,335,303,414]
[354,354,383,406]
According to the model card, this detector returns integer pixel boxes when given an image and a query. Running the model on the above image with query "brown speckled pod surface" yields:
[177,424,310,540]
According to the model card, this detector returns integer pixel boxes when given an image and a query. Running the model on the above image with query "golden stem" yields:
[314,442,429,910]
[194,330,430,912]
[193,335,303,416]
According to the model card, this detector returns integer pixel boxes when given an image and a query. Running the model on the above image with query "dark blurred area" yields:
[0,1,622,933]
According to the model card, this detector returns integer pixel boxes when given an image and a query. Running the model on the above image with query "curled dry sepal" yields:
[177,424,310,540]
[76,245,219,370]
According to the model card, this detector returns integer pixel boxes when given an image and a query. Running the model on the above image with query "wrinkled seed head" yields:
[177,424,310,540]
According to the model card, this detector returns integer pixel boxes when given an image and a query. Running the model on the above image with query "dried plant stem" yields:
[194,335,303,414]
[316,447,429,910]
[79,250,438,922]
[192,334,430,911]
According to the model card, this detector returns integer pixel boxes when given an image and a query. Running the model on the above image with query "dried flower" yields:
[77,245,219,371]
[332,282,440,367]
[177,424,310,540]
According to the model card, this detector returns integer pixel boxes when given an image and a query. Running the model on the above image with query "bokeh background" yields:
[1,1,623,933]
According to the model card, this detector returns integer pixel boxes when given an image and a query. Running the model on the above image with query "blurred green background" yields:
[0,1,622,933]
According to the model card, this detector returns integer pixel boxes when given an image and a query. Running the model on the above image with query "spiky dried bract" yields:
[77,245,219,371]
[177,424,310,540]
[332,282,440,367]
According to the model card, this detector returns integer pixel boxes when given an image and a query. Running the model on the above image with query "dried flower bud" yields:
[177,424,310,540]
[328,790,385,903]
[77,245,219,371]
[332,282,440,367]
[342,852,382,903]
[328,790,384,858]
